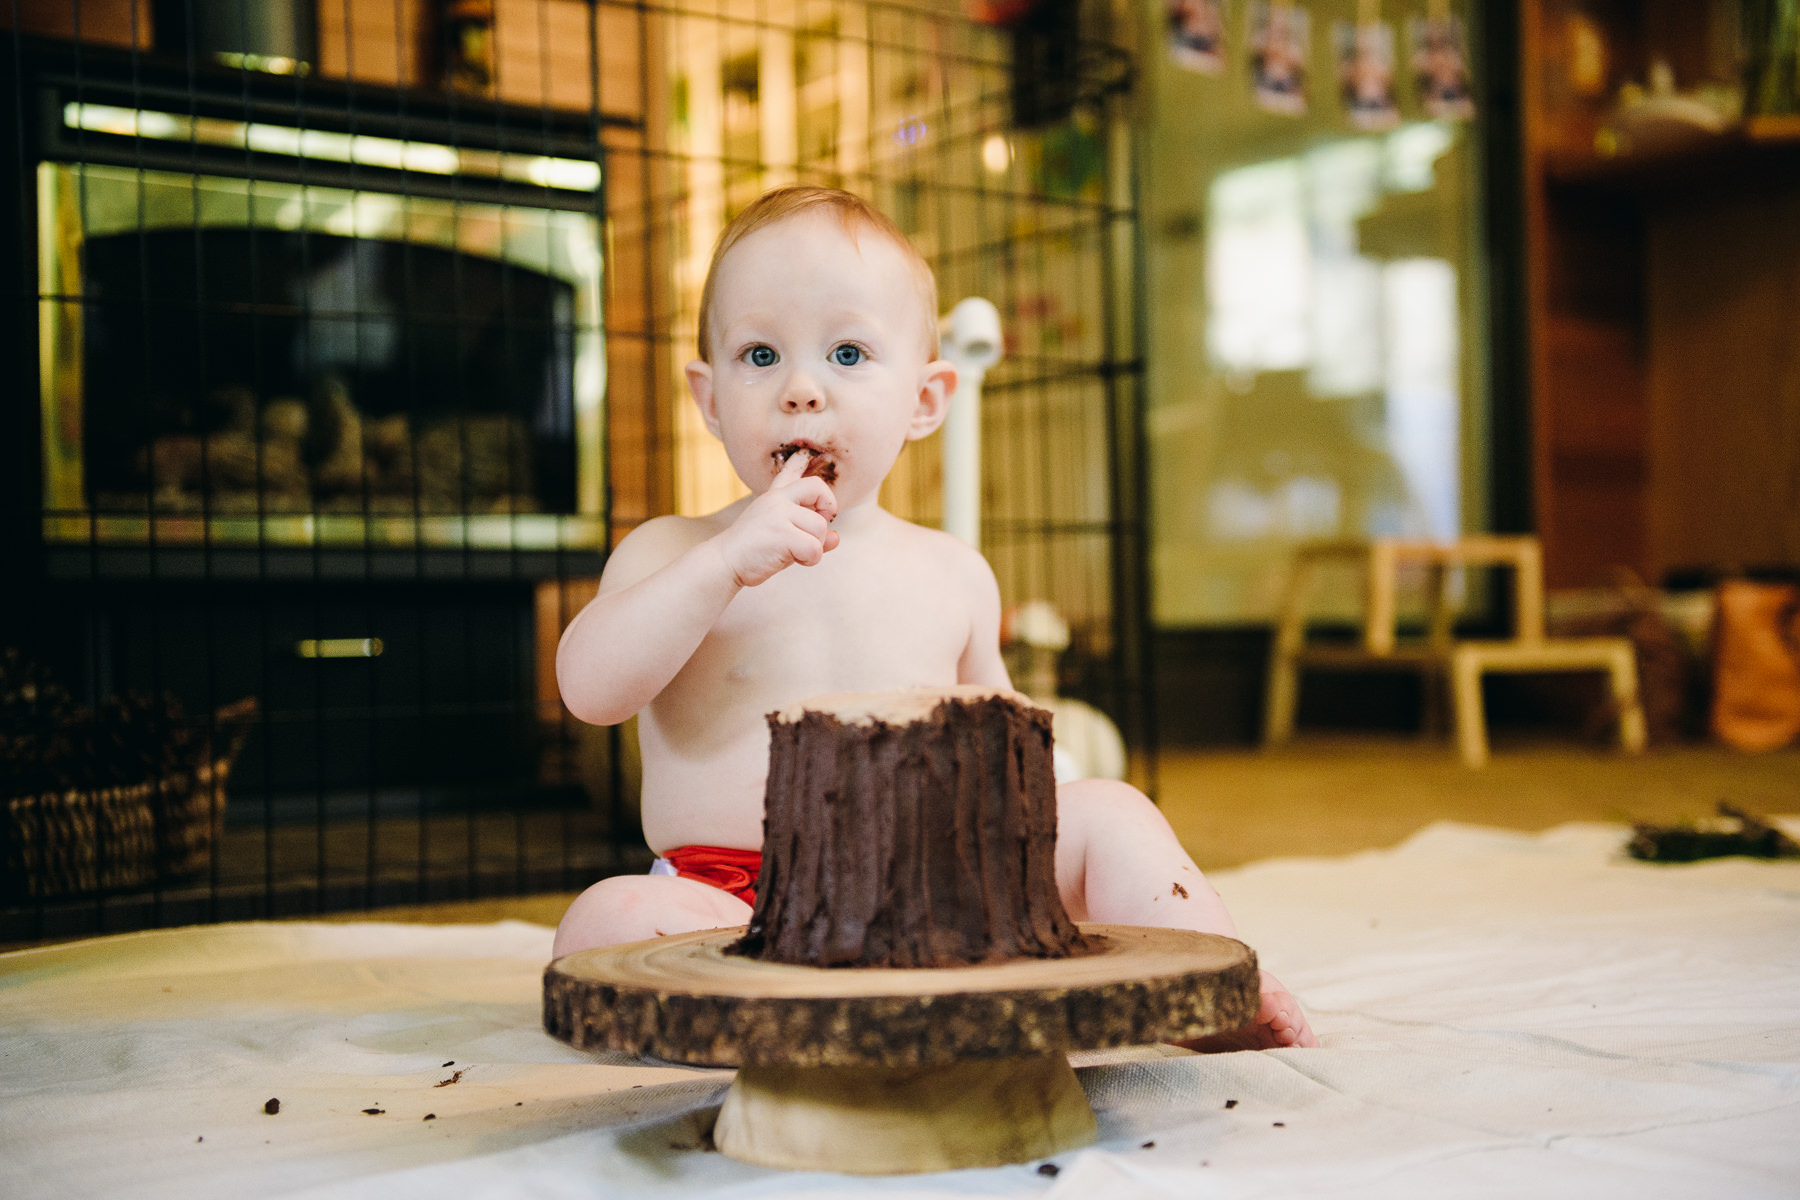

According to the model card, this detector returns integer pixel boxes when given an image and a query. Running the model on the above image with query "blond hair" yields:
[694,185,939,362]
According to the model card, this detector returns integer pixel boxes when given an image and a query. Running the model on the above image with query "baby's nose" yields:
[779,374,827,413]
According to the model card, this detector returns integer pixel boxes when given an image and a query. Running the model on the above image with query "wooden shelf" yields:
[1544,127,1800,198]
[1523,0,1800,590]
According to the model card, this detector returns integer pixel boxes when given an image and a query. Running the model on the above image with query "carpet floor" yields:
[303,738,1798,928]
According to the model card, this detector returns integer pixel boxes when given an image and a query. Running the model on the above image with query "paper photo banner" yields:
[1410,13,1475,120]
[1335,19,1400,130]
[1248,1,1309,116]
[1168,0,1228,75]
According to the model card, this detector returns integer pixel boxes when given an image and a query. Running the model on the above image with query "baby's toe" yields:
[1262,1000,1317,1048]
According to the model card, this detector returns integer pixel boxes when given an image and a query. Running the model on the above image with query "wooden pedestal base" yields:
[714,1055,1096,1174]
[544,924,1258,1174]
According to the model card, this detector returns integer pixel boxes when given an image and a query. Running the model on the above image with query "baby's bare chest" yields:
[695,552,970,699]
[639,544,974,842]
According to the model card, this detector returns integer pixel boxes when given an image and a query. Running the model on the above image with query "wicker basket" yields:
[2,701,253,902]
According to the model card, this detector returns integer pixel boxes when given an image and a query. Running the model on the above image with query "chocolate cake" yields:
[731,685,1091,968]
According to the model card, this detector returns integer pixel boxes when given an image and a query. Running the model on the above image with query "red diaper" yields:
[661,844,761,907]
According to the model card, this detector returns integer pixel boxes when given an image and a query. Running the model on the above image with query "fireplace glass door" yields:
[39,161,606,549]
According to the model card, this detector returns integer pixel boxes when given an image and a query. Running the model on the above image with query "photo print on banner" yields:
[1409,9,1475,120]
[1335,12,1400,130]
[1168,0,1228,75]
[1249,1,1309,116]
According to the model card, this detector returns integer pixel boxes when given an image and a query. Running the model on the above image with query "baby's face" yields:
[687,212,950,509]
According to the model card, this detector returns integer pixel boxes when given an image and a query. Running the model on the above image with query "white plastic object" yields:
[939,297,1003,549]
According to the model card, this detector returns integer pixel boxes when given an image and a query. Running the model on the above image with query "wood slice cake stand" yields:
[543,923,1259,1174]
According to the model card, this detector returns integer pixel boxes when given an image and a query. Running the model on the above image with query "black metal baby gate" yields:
[0,0,1147,943]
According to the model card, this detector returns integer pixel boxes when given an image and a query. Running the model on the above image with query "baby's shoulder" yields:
[880,516,999,589]
[598,512,723,593]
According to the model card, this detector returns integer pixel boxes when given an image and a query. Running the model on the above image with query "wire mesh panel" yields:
[653,0,1146,740]
[0,0,1144,943]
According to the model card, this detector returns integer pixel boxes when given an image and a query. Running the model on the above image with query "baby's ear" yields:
[685,360,721,438]
[906,359,958,441]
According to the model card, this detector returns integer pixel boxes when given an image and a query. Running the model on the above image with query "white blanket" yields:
[3,821,1797,1199]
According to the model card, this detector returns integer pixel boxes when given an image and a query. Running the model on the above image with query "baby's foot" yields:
[1175,970,1317,1053]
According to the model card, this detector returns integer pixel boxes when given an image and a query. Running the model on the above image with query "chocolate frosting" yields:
[731,691,1091,968]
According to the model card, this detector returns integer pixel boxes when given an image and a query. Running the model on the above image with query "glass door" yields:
[1142,0,1490,626]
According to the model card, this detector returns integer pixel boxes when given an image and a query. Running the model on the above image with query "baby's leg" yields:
[1055,778,1316,1050]
[551,874,752,959]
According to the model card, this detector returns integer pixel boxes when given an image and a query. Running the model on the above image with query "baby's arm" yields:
[951,542,1012,689]
[557,453,838,725]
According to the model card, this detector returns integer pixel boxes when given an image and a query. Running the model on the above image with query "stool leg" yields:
[1451,649,1489,767]
[1263,652,1300,747]
[1264,559,1314,749]
[1610,646,1648,754]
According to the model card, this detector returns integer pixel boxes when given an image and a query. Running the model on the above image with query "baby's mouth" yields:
[772,442,839,485]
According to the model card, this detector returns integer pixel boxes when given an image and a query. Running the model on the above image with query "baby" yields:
[553,185,1315,1051]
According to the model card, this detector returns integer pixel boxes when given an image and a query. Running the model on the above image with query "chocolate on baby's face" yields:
[772,443,839,485]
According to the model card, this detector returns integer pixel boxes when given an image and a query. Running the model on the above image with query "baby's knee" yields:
[552,875,645,958]
[1058,777,1162,830]
[552,874,751,959]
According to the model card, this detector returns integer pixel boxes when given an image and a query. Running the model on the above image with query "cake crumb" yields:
[435,1070,464,1087]
[263,1098,280,1115]
[423,1114,436,1122]
[1036,1163,1060,1177]
[1224,1099,1238,1109]
[1172,881,1189,898]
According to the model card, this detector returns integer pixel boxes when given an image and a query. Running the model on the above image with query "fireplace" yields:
[3,44,640,937]
[35,69,607,551]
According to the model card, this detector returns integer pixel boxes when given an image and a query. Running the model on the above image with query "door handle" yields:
[295,638,384,659]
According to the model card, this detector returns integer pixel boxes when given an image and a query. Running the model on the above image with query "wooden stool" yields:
[544,924,1257,1174]
[1263,536,1648,766]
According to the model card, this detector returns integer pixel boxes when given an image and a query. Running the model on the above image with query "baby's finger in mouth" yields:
[771,442,839,486]
[771,445,812,482]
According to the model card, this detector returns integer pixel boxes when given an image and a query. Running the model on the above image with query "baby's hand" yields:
[716,450,840,588]
[1176,970,1318,1053]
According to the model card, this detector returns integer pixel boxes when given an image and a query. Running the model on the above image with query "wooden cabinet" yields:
[0,0,149,49]
[313,0,646,126]
[1521,0,1800,587]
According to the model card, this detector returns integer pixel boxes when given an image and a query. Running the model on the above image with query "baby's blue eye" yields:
[830,344,863,366]
[748,345,778,367]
